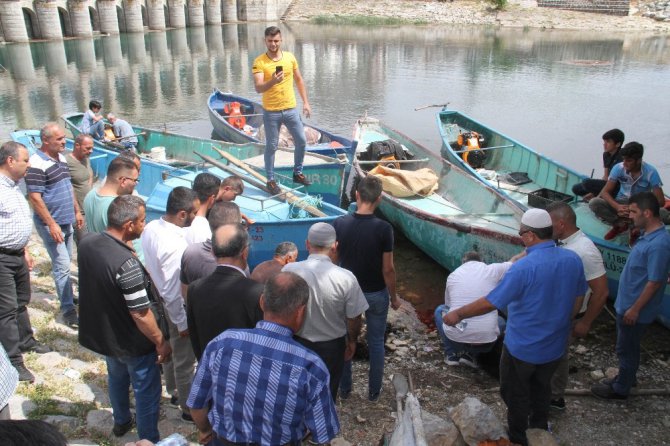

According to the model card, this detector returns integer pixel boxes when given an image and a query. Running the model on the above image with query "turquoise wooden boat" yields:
[437,109,670,328]
[12,129,348,269]
[61,112,347,207]
[352,117,525,274]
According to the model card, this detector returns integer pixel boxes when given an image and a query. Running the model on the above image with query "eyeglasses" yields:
[121,176,140,184]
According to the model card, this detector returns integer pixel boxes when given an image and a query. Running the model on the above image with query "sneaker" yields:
[590,382,627,400]
[169,394,179,408]
[266,180,282,196]
[604,224,627,241]
[21,342,51,354]
[445,354,460,366]
[550,398,566,410]
[181,412,194,423]
[112,415,135,437]
[368,388,382,402]
[13,363,35,383]
[63,309,79,328]
[459,352,478,369]
[600,376,637,388]
[292,172,312,186]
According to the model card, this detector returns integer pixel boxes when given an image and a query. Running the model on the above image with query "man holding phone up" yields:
[252,26,312,196]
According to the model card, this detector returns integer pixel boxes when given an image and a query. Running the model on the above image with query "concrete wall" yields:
[538,0,630,16]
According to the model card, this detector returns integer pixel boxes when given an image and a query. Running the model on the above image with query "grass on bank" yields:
[311,14,429,26]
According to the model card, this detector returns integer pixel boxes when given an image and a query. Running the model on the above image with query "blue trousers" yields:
[612,313,648,396]
[33,220,75,315]
[340,288,389,400]
[262,108,307,181]
[433,304,505,357]
[106,352,161,442]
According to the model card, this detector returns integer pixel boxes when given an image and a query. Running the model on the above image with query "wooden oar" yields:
[209,148,327,218]
[195,152,268,191]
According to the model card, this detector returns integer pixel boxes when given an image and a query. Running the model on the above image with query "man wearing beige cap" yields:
[444,208,587,446]
[283,222,369,401]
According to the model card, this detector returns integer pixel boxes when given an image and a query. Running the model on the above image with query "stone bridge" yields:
[0,0,292,42]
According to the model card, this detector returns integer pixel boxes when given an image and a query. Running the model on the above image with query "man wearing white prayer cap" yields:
[444,208,588,446]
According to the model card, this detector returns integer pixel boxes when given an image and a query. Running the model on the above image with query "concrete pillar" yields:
[126,32,146,65]
[168,0,186,28]
[205,24,223,55]
[205,0,220,24]
[43,41,67,77]
[101,35,123,68]
[222,0,236,22]
[147,0,166,30]
[68,0,92,37]
[0,1,30,42]
[147,31,170,61]
[187,0,204,26]
[169,27,188,58]
[73,38,96,71]
[97,0,119,34]
[6,43,35,80]
[35,1,63,40]
[123,0,144,32]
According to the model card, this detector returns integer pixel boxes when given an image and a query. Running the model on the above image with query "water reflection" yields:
[0,24,667,178]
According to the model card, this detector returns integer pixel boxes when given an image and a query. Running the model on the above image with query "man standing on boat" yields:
[252,26,312,196]
[591,192,670,400]
[589,142,669,243]
[444,209,587,446]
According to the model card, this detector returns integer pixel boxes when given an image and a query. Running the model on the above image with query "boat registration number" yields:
[305,174,339,185]
[599,248,627,275]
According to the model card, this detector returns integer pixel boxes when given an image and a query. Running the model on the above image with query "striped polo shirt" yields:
[25,150,75,225]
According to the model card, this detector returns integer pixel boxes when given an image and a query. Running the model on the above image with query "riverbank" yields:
[286,0,670,33]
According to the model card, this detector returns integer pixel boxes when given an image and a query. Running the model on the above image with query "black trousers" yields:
[499,346,561,446]
[572,178,619,197]
[0,252,34,365]
[295,335,345,402]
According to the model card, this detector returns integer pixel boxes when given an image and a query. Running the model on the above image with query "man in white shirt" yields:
[141,186,199,421]
[547,202,608,410]
[185,173,221,245]
[434,251,511,368]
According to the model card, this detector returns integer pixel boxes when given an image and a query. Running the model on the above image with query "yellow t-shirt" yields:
[252,51,299,111]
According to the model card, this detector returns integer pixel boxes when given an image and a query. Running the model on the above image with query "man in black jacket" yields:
[187,224,263,360]
[78,195,171,443]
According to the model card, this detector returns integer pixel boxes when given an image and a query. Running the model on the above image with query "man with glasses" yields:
[444,209,587,446]
[83,156,140,234]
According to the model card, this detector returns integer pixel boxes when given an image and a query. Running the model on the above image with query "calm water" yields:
[1,23,668,181]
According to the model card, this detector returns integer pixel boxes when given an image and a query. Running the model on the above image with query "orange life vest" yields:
[223,102,246,130]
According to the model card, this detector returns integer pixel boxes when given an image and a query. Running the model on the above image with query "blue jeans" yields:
[340,288,389,400]
[613,313,648,396]
[433,304,505,357]
[34,220,75,314]
[263,108,307,181]
[106,352,161,443]
[87,120,105,140]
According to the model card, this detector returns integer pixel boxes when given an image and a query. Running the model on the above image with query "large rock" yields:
[422,410,466,446]
[526,428,559,446]
[7,394,36,419]
[72,382,96,403]
[43,414,82,432]
[36,351,68,369]
[86,409,113,436]
[449,397,507,446]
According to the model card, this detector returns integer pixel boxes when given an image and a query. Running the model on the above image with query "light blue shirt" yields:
[615,226,670,323]
[486,241,587,364]
[609,161,663,201]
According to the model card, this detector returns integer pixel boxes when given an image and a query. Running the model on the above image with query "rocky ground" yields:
[10,231,670,445]
[285,0,670,33]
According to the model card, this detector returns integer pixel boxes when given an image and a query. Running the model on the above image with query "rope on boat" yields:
[289,195,324,219]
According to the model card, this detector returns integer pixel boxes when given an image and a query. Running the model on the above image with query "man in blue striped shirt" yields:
[187,272,339,446]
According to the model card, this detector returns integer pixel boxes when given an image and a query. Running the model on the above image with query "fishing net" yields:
[289,194,324,219]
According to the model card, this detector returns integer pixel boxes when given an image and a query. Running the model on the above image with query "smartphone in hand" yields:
[276,66,283,74]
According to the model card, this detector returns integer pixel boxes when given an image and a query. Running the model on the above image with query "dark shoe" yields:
[292,172,312,186]
[169,394,179,408]
[73,296,79,305]
[14,363,35,383]
[266,180,282,196]
[459,352,478,369]
[604,224,627,241]
[181,412,194,423]
[21,341,51,354]
[445,354,460,366]
[601,375,637,388]
[550,398,566,410]
[369,388,382,402]
[112,415,135,437]
[591,382,627,400]
[63,309,79,328]
[339,389,351,400]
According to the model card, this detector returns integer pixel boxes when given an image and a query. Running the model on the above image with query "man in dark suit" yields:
[186,224,263,360]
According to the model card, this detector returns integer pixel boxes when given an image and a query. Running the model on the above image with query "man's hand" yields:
[198,428,213,445]
[48,222,64,243]
[572,319,592,338]
[390,294,401,311]
[616,203,630,218]
[272,70,284,84]
[156,340,172,364]
[75,210,84,229]
[442,311,461,327]
[623,307,639,325]
[24,250,34,271]
[303,103,312,119]
[179,329,190,338]
[344,340,356,361]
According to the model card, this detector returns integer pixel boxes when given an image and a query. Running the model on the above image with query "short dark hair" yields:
[264,26,281,37]
[263,272,309,317]
[0,141,25,165]
[222,176,244,195]
[620,142,643,160]
[275,241,298,257]
[629,191,660,217]
[74,133,93,146]
[602,129,624,146]
[521,224,553,241]
[547,201,576,226]
[89,100,102,110]
[208,201,241,232]
[107,156,138,178]
[118,149,140,163]
[193,172,221,202]
[107,195,145,229]
[212,224,248,258]
[0,420,68,446]
[461,251,481,264]
[357,175,383,203]
[166,186,198,215]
